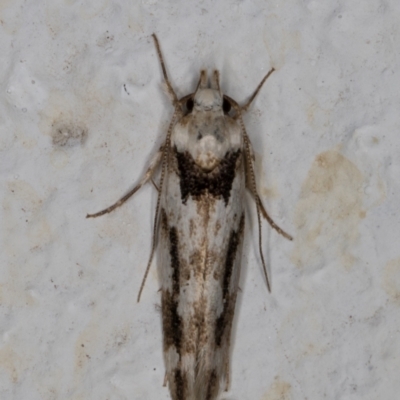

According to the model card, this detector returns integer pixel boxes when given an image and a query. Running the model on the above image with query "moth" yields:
[87,34,292,400]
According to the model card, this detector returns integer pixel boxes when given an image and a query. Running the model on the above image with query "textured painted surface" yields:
[1,1,400,399]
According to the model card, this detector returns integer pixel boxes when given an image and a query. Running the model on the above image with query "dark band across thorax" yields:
[174,147,241,205]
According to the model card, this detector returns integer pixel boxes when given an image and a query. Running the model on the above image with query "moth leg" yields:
[86,147,163,218]
[224,355,230,391]
[151,178,160,192]
[241,125,292,292]
[137,110,179,302]
[163,372,168,387]
[258,199,293,241]
[243,138,292,241]
[239,67,292,239]
[244,177,293,241]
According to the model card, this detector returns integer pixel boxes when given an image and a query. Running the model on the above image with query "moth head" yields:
[180,70,236,117]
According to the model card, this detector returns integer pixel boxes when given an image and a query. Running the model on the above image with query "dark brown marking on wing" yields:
[173,369,187,400]
[206,370,218,400]
[215,214,245,347]
[182,300,204,356]
[161,208,169,234]
[214,220,222,236]
[213,269,221,281]
[162,291,182,351]
[189,218,195,237]
[190,250,203,280]
[169,226,180,295]
[175,147,241,205]
[180,258,191,281]
[160,209,183,353]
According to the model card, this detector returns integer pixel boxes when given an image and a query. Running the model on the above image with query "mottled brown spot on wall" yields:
[51,121,87,147]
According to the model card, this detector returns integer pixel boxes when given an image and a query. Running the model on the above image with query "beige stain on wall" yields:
[2,181,51,307]
[0,345,23,384]
[263,14,301,69]
[291,150,364,271]
[72,306,131,396]
[45,1,110,38]
[4,180,53,253]
[72,312,104,399]
[383,259,400,303]
[262,377,292,400]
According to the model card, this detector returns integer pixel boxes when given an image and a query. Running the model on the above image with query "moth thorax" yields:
[193,135,227,171]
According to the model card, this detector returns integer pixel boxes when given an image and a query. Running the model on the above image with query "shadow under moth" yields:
[87,34,292,400]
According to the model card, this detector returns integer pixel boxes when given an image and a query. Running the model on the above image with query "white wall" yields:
[1,1,399,399]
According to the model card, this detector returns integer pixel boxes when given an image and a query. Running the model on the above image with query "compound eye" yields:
[186,97,194,113]
[223,97,232,114]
